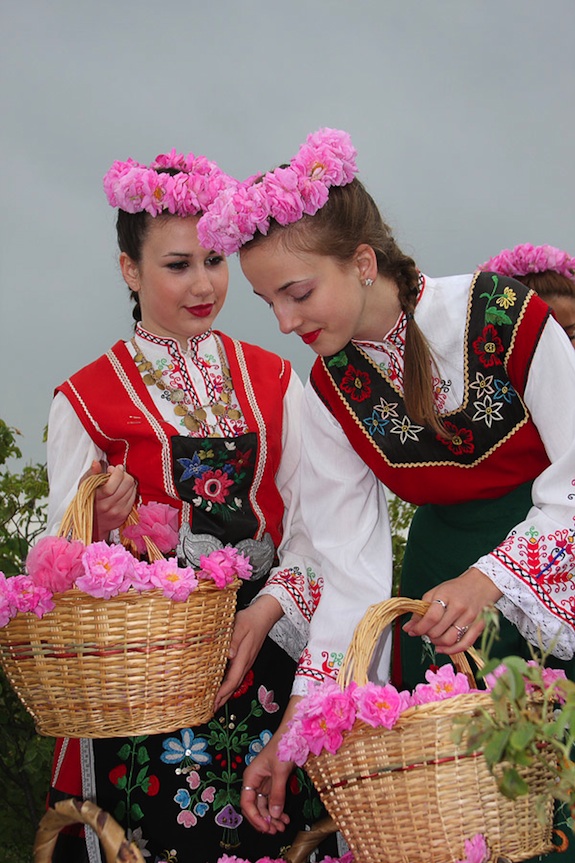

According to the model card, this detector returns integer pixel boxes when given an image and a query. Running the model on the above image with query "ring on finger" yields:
[434,598,448,610]
[454,624,469,643]
[257,793,268,799]
[241,785,257,792]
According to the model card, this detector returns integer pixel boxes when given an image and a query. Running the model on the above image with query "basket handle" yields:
[283,816,338,863]
[57,472,163,560]
[338,596,481,690]
[33,798,145,863]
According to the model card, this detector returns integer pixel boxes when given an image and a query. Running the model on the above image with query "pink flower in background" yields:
[26,535,85,592]
[129,559,156,593]
[277,718,310,766]
[456,833,490,863]
[297,679,355,756]
[197,546,252,587]
[3,575,55,618]
[123,501,179,555]
[0,573,17,626]
[352,682,402,729]
[148,558,198,601]
[76,542,135,599]
[413,664,471,705]
[484,663,508,691]
[480,243,575,282]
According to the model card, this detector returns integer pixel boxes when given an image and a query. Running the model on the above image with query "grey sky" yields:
[1,0,574,464]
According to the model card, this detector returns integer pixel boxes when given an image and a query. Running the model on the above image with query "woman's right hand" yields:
[240,695,302,834]
[85,460,137,541]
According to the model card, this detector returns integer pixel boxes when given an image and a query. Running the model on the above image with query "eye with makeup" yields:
[205,254,224,267]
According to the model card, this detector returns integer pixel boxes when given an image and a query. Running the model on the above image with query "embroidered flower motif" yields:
[258,685,279,713]
[495,286,517,309]
[340,365,371,402]
[469,372,495,397]
[176,808,197,828]
[492,379,516,404]
[438,422,474,456]
[125,827,151,858]
[363,411,389,437]
[389,416,424,444]
[472,395,504,428]
[232,668,254,698]
[373,397,399,419]
[194,469,234,503]
[246,730,273,764]
[178,453,210,482]
[473,325,504,368]
[161,729,212,766]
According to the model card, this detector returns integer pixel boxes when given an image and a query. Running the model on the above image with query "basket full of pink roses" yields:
[0,474,250,738]
[278,597,562,863]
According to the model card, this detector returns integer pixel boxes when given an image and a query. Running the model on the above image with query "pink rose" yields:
[76,542,135,599]
[123,501,179,555]
[352,682,402,729]
[148,558,198,601]
[3,575,55,618]
[26,535,85,592]
[262,168,305,226]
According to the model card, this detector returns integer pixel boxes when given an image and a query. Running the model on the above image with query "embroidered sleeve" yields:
[476,318,575,659]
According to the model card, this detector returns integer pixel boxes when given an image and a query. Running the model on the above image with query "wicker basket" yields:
[303,597,555,863]
[34,798,145,863]
[0,474,240,737]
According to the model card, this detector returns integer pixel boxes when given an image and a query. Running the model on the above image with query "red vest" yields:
[56,332,291,547]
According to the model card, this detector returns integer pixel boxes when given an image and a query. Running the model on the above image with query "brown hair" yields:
[115,168,181,324]
[244,178,447,436]
[512,269,575,300]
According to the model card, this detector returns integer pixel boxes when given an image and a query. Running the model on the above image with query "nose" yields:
[275,305,301,335]
[190,266,214,298]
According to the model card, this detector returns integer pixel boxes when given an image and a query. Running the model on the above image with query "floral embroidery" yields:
[177,439,254,517]
[321,650,344,675]
[472,395,504,428]
[472,324,505,368]
[438,422,474,456]
[469,371,495,397]
[194,469,235,504]
[374,397,399,419]
[480,273,517,325]
[492,378,516,404]
[363,410,389,437]
[389,415,424,444]
[108,737,161,827]
[340,364,371,401]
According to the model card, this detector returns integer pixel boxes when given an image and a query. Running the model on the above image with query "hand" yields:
[240,696,302,834]
[214,597,284,711]
[85,460,137,541]
[402,567,503,654]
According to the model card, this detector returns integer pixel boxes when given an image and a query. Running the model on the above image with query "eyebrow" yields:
[162,251,192,258]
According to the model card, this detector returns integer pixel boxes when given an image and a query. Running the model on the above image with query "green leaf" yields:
[136,746,150,765]
[485,308,512,326]
[498,766,529,799]
[116,775,127,790]
[509,721,536,752]
[483,728,512,766]
[136,766,149,785]
[117,743,131,760]
[130,803,145,821]
[327,351,348,368]
[114,801,126,822]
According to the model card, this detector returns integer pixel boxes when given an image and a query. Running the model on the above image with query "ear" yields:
[354,244,378,283]
[119,252,141,291]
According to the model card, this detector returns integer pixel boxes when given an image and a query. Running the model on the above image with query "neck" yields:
[358,275,402,341]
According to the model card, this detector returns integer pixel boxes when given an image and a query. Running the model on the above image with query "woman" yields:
[197,128,575,860]
[46,150,334,863]
[480,242,575,347]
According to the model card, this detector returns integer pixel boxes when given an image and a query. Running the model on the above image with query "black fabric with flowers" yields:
[171,433,258,545]
[311,272,543,467]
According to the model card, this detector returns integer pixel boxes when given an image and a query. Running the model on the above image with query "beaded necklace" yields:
[131,336,243,434]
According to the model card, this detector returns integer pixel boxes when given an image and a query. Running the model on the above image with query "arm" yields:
[47,392,137,540]
[405,316,575,657]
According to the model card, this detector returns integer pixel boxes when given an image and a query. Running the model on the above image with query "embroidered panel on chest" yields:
[324,275,532,467]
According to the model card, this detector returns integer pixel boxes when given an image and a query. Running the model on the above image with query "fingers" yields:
[92,465,137,539]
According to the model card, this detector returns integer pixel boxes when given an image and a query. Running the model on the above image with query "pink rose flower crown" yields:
[197,127,358,256]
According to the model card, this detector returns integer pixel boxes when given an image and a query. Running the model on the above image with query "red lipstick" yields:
[301,329,321,345]
[187,304,214,318]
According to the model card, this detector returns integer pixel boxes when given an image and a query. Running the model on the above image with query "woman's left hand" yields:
[214,596,283,711]
[402,567,503,654]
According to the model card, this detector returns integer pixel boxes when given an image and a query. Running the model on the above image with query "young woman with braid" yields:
[197,128,575,860]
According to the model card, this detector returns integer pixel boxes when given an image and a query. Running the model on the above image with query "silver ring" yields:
[241,786,257,792]
[257,793,268,798]
[454,624,469,643]
[434,599,448,610]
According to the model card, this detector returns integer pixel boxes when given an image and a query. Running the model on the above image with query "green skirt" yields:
[398,480,574,862]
